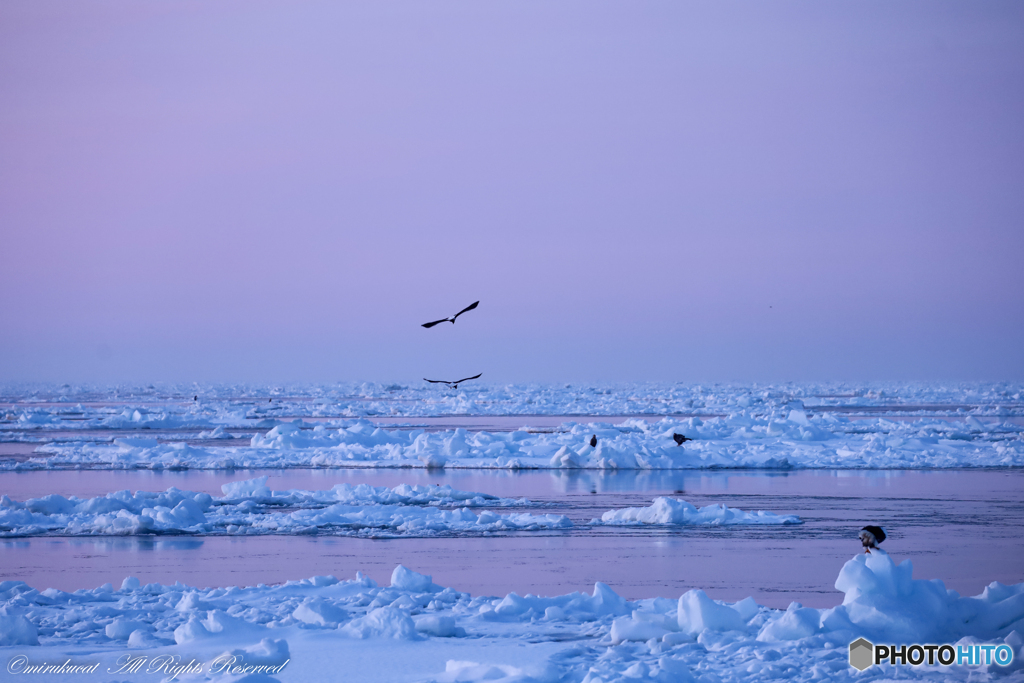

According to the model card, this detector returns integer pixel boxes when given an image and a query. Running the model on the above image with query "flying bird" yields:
[423,373,482,389]
[422,301,480,328]
[589,435,597,448]
[672,433,691,446]
[859,525,886,553]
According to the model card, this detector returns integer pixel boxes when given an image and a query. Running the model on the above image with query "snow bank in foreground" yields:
[2,555,1023,682]
[0,479,568,538]
[595,497,803,526]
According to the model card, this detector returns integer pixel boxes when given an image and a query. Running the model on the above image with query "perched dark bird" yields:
[193,395,197,401]
[424,373,482,390]
[422,301,480,328]
[672,433,691,446]
[589,435,597,448]
[859,526,886,553]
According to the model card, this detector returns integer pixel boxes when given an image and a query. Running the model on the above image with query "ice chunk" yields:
[292,598,348,627]
[610,615,671,643]
[173,616,210,644]
[677,590,745,636]
[340,606,420,640]
[105,617,148,640]
[414,615,464,637]
[221,476,272,499]
[588,582,631,617]
[176,591,213,612]
[657,656,697,683]
[0,614,39,646]
[597,497,802,526]
[756,602,821,641]
[391,565,437,593]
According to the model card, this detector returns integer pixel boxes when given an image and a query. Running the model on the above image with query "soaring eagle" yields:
[422,301,480,328]
[423,373,482,389]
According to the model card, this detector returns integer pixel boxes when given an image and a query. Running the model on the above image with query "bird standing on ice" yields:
[589,435,597,448]
[859,525,886,553]
[422,301,479,328]
[672,433,691,446]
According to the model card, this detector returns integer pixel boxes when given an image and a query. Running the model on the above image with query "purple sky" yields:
[2,1,1022,384]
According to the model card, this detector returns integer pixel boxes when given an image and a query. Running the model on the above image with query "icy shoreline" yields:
[1,553,1022,682]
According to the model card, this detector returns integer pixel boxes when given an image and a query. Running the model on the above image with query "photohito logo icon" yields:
[849,637,874,671]
[848,638,1014,671]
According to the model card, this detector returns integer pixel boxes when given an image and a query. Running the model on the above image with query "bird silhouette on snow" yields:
[672,433,691,446]
[422,301,479,328]
[424,373,482,389]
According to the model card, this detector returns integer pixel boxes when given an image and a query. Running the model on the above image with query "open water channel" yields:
[2,467,1021,608]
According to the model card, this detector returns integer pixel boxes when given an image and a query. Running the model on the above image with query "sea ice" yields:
[0,479,566,538]
[595,497,803,526]
[2,554,1023,682]
[4,382,1022,472]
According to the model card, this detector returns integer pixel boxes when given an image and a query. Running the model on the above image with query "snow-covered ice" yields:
[0,481,806,537]
[0,479,571,538]
[5,411,1022,471]
[3,382,1022,471]
[595,496,803,526]
[1,555,1022,682]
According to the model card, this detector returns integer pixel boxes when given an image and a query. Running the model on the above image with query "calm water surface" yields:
[1,469,1021,608]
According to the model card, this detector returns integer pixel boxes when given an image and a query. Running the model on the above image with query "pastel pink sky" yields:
[2,1,1022,383]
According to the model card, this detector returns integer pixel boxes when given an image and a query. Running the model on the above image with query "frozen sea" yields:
[1,382,1023,681]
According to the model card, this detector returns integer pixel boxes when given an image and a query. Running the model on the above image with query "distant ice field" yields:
[2,381,1022,470]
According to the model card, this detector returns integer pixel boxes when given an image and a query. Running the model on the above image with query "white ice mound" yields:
[677,589,747,636]
[821,549,1024,643]
[391,565,438,593]
[595,497,802,526]
[341,606,421,640]
[0,614,39,646]
[292,598,348,627]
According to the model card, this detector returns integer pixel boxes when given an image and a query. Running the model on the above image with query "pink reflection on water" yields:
[1,470,1022,608]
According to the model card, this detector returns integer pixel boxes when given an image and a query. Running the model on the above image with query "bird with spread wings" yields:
[423,373,482,389]
[422,301,479,328]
